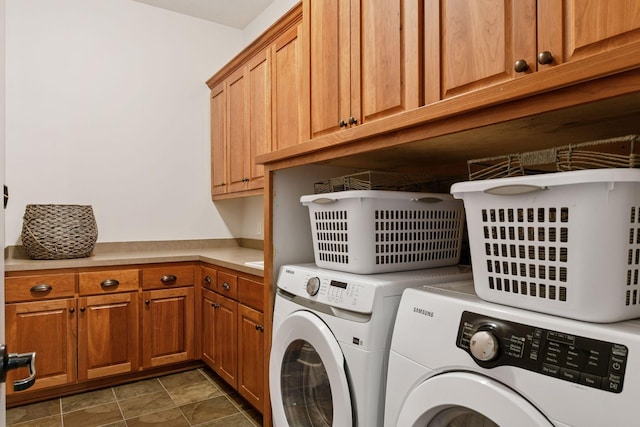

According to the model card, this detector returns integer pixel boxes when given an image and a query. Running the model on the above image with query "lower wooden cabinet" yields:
[142,287,195,369]
[200,265,265,413]
[4,298,77,394]
[77,292,139,381]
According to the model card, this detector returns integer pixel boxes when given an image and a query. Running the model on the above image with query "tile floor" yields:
[6,368,263,427]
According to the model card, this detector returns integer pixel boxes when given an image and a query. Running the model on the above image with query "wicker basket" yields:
[21,204,98,260]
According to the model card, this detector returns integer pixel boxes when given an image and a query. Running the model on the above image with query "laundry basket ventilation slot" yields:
[314,210,350,264]
[480,207,571,302]
[626,206,640,306]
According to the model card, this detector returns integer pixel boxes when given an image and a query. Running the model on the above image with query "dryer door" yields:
[397,372,553,427]
[270,310,352,427]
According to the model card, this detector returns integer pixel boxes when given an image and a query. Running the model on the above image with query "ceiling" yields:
[132,0,275,29]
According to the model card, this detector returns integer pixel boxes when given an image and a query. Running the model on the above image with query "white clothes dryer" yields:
[385,281,640,426]
[269,263,472,427]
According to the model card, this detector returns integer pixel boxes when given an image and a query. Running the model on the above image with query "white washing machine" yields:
[269,263,473,427]
[385,281,640,426]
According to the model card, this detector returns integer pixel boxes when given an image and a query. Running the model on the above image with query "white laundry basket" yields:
[301,190,465,274]
[451,168,640,322]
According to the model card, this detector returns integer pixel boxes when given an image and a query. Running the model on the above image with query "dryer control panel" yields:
[457,311,628,393]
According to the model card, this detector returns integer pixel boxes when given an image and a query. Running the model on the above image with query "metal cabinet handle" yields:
[222,282,231,290]
[1,345,37,392]
[30,284,52,293]
[212,303,220,308]
[255,324,264,332]
[145,299,150,305]
[537,51,554,65]
[101,279,120,288]
[80,307,86,312]
[339,119,348,128]
[204,275,212,284]
[514,59,529,73]
[161,275,177,284]
[69,307,75,314]
[348,116,358,125]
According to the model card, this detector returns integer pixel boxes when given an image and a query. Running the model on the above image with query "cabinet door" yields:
[307,0,351,137]
[210,82,228,196]
[237,304,264,413]
[201,288,217,369]
[5,299,77,394]
[272,22,308,150]
[538,0,640,67]
[358,0,421,123]
[247,49,271,189]
[77,293,139,381]
[227,67,250,193]
[142,287,194,368]
[214,293,237,388]
[425,0,537,102]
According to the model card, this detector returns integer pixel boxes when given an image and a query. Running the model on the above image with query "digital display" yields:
[330,280,348,289]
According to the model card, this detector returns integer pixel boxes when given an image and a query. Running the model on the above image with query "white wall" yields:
[242,0,300,46]
[4,0,244,245]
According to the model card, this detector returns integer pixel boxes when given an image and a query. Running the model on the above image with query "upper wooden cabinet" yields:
[304,0,421,138]
[425,0,640,102]
[207,5,303,200]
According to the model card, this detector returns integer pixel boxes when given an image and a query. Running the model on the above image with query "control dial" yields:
[306,277,321,296]
[469,330,499,362]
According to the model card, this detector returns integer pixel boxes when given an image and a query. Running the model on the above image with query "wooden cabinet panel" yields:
[216,270,238,300]
[215,293,238,388]
[141,264,195,290]
[247,49,271,188]
[5,273,75,303]
[237,304,264,413]
[210,82,227,196]
[272,22,307,150]
[5,299,77,394]
[77,293,139,381]
[227,67,250,193]
[201,265,217,292]
[78,269,139,295]
[201,288,217,369]
[238,276,264,312]
[142,287,195,368]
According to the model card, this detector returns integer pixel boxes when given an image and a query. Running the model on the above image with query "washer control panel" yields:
[457,311,628,393]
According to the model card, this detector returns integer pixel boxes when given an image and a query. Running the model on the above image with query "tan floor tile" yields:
[61,387,115,413]
[119,390,176,419]
[180,396,240,425]
[194,412,256,427]
[166,379,223,406]
[6,399,60,426]
[62,402,123,427]
[113,378,164,400]
[8,414,62,427]
[159,369,208,389]
[125,407,190,427]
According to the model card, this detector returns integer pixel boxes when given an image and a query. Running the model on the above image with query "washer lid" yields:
[269,311,353,427]
[396,371,553,427]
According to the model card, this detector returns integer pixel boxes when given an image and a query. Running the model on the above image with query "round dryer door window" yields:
[397,372,553,427]
[270,310,353,427]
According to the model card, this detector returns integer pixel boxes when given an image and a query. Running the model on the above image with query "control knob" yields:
[306,277,321,296]
[469,330,499,362]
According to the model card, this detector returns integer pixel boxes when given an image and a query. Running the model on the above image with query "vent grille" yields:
[626,206,640,305]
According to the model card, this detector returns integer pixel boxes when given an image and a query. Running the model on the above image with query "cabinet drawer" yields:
[201,266,217,292]
[238,276,263,312]
[217,271,238,300]
[78,269,139,295]
[142,264,195,290]
[5,273,76,303]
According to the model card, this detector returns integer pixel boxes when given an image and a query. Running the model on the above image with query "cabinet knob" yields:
[161,275,177,284]
[348,116,358,125]
[537,51,554,65]
[145,299,150,305]
[222,282,231,290]
[339,119,348,128]
[204,275,212,284]
[80,307,86,312]
[514,59,529,73]
[69,307,75,314]
[255,324,264,332]
[213,303,220,308]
